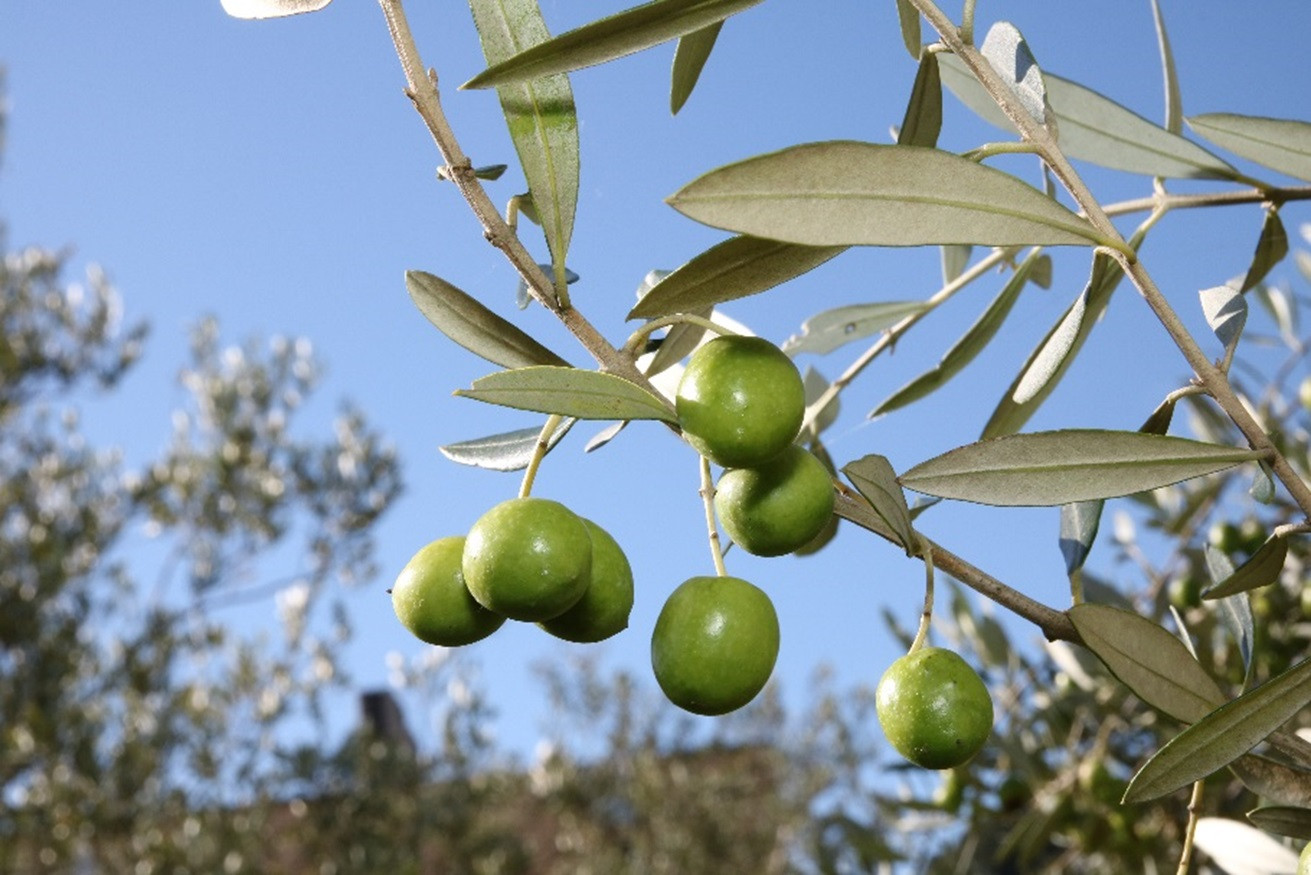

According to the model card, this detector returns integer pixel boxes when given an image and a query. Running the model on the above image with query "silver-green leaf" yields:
[1189,113,1311,182]
[1240,208,1289,292]
[440,419,575,472]
[456,366,677,423]
[1203,534,1289,601]
[896,53,942,148]
[668,142,1111,249]
[782,301,928,358]
[900,429,1265,507]
[940,55,1238,180]
[1246,806,1311,841]
[627,235,845,320]
[872,249,1039,417]
[463,0,764,90]
[470,0,579,281]
[1067,603,1224,723]
[842,454,916,554]
[406,270,569,369]
[670,22,722,115]
[893,0,920,60]
[1125,657,1311,803]
[221,0,331,18]
[982,253,1125,439]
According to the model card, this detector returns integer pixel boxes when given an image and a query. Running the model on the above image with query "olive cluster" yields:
[391,498,634,648]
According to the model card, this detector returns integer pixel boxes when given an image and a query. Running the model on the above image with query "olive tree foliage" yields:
[0,204,403,869]
[227,0,1311,871]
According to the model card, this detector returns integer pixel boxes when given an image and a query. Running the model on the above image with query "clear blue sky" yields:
[3,2,1309,760]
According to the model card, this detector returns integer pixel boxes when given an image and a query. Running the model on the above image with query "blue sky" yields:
[3,2,1310,760]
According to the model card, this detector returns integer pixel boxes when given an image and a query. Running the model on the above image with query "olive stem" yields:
[909,541,935,653]
[699,456,729,577]
[518,414,562,499]
[1176,779,1205,875]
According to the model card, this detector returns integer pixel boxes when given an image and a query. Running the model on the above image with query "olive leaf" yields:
[221,0,331,18]
[670,22,723,115]
[1067,603,1224,724]
[901,429,1264,507]
[456,366,677,423]
[463,0,765,90]
[669,142,1113,249]
[406,270,569,369]
[939,55,1237,179]
[628,235,845,319]
[841,455,916,554]
[1149,0,1182,134]
[1203,534,1289,601]
[1124,657,1311,803]
[894,0,920,60]
[1240,208,1289,293]
[896,53,941,148]
[1199,283,1247,368]
[940,245,972,284]
[440,419,576,472]
[1203,545,1256,683]
[782,301,928,358]
[1188,113,1311,182]
[470,0,579,281]
[1059,499,1103,577]
[872,249,1040,417]
[1230,755,1311,808]
[1246,806,1311,840]
[979,22,1050,130]
[982,253,1125,439]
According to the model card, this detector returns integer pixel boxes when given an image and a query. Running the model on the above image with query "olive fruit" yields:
[539,518,634,643]
[675,335,805,468]
[462,497,592,622]
[715,445,835,556]
[650,575,780,716]
[392,536,505,646]
[876,647,993,770]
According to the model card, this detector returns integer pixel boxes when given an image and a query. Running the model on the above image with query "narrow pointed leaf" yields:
[1124,657,1311,803]
[1240,209,1289,292]
[900,429,1265,507]
[463,0,764,90]
[584,421,628,453]
[440,419,575,472]
[670,22,722,114]
[979,22,1049,129]
[1067,603,1224,723]
[1189,113,1311,182]
[894,0,920,59]
[982,254,1124,439]
[1246,806,1311,840]
[843,454,916,553]
[1139,396,1176,435]
[221,0,331,18]
[896,53,942,148]
[470,0,579,279]
[1203,534,1288,600]
[406,270,569,369]
[1191,819,1301,875]
[940,55,1238,179]
[1204,545,1256,681]
[802,366,840,437]
[782,301,928,357]
[457,366,678,423]
[1251,462,1276,505]
[940,245,972,285]
[644,306,712,378]
[1149,0,1182,134]
[1199,283,1247,363]
[873,250,1039,416]
[669,142,1110,248]
[1230,755,1311,808]
[627,235,845,319]
[1059,499,1103,576]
